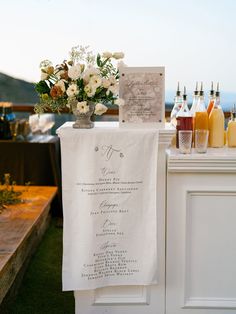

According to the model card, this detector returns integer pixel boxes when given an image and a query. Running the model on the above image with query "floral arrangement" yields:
[34,45,125,116]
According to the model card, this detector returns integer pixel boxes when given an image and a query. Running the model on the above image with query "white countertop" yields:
[56,121,175,145]
[167,147,236,173]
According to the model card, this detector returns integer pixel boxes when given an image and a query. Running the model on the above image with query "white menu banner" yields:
[58,123,159,291]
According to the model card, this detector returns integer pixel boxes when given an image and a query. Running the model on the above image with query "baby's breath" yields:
[69,45,95,65]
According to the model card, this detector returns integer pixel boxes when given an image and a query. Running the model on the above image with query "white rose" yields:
[94,103,108,115]
[109,75,117,86]
[55,80,66,93]
[107,76,119,95]
[77,101,89,114]
[84,84,96,97]
[83,66,100,84]
[107,84,119,96]
[102,78,110,89]
[68,64,81,80]
[114,98,125,106]
[102,51,112,58]
[89,75,102,89]
[112,52,125,59]
[41,71,48,80]
[66,83,79,97]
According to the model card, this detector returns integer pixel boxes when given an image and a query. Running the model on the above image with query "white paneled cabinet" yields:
[166,148,236,314]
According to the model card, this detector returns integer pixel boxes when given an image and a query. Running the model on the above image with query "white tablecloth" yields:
[57,122,159,291]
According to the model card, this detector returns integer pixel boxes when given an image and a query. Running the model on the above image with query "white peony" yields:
[68,64,81,80]
[112,52,125,59]
[77,101,90,114]
[66,83,79,97]
[94,103,108,115]
[84,84,96,97]
[102,51,112,58]
[89,75,102,89]
[55,80,66,93]
[114,98,125,106]
[102,78,110,89]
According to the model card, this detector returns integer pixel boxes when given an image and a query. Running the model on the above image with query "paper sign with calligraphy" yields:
[119,67,165,128]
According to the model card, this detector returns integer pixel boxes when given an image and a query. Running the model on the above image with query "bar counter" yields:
[166,147,236,313]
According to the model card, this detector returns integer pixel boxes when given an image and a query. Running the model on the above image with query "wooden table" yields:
[0,186,57,305]
[0,136,62,216]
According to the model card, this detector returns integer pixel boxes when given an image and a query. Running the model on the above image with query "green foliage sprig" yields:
[0,174,23,212]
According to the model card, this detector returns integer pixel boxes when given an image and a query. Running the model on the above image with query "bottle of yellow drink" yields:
[227,104,236,147]
[208,83,225,147]
[194,82,209,131]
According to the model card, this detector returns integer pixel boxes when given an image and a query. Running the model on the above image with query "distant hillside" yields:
[0,72,38,104]
[0,71,234,111]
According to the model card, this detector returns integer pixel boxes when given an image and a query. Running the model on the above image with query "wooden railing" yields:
[12,104,35,114]
[12,104,119,116]
[12,103,231,119]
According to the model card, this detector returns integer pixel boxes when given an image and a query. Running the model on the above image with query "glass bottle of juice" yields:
[190,82,199,115]
[176,87,193,148]
[227,104,236,147]
[170,82,183,127]
[207,81,215,115]
[208,83,225,147]
[194,82,209,131]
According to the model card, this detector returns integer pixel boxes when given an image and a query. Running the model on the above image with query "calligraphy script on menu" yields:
[119,67,165,124]
[75,143,145,282]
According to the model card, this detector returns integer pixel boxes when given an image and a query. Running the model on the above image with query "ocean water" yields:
[165,91,236,112]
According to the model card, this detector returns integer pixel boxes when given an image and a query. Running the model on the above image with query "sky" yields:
[1,0,236,94]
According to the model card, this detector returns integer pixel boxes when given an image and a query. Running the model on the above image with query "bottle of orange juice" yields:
[227,104,236,147]
[208,83,225,147]
[207,82,215,115]
[194,82,209,131]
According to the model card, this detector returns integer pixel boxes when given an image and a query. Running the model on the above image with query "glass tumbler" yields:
[195,129,209,153]
[178,130,192,154]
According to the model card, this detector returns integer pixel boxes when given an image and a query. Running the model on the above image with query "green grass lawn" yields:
[3,219,74,314]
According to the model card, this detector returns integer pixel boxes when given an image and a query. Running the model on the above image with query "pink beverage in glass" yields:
[176,116,193,148]
[175,86,193,148]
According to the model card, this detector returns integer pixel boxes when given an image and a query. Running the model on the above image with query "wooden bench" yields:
[0,186,57,305]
